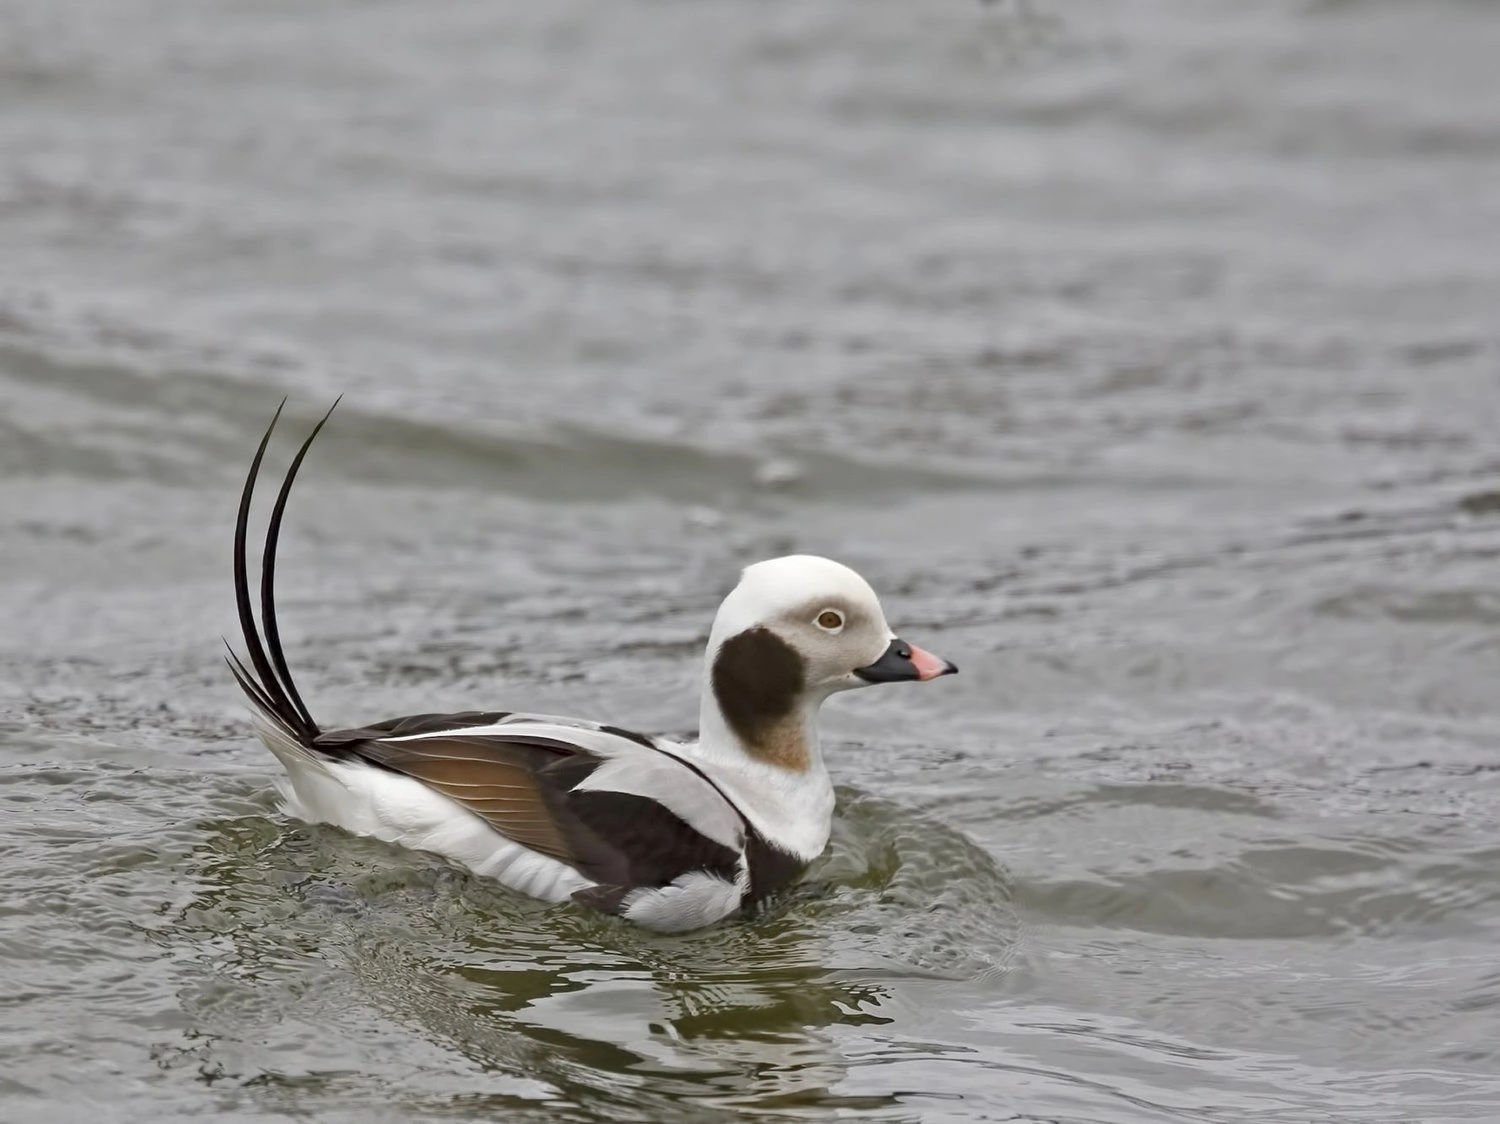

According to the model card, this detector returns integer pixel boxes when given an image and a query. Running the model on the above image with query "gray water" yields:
[3,1,1499,1121]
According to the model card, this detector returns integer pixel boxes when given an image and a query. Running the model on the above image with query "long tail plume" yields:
[226,399,340,744]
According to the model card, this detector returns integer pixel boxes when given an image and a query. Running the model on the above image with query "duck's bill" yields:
[854,639,958,683]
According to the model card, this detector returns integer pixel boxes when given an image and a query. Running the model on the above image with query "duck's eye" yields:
[815,609,845,632]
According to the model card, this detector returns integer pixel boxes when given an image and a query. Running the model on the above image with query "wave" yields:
[0,334,986,504]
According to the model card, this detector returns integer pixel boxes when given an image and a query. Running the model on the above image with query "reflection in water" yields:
[161,788,1021,1120]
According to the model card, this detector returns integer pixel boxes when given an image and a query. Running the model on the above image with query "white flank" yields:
[254,719,591,904]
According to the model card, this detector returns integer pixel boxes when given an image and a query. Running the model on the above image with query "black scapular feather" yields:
[228,398,339,743]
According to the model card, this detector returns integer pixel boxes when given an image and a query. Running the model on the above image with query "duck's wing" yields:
[311,713,748,893]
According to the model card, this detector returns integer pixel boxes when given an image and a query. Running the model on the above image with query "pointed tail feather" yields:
[228,400,339,747]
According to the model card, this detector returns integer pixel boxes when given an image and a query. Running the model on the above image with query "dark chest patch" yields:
[743,827,807,905]
[711,627,805,749]
[563,790,742,890]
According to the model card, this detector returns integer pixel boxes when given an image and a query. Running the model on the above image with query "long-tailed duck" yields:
[229,402,957,932]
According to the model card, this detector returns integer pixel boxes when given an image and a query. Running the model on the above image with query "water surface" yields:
[3,2,1500,1121]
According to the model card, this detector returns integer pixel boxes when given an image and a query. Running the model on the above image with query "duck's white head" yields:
[698,555,956,772]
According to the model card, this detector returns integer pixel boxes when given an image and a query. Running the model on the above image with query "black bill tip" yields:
[854,638,957,683]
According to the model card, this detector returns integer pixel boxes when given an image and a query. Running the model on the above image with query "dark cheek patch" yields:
[711,627,806,748]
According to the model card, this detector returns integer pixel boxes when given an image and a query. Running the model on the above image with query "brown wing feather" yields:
[309,723,745,894]
[312,730,590,864]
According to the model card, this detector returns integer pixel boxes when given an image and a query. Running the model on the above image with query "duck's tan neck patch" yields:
[710,627,810,772]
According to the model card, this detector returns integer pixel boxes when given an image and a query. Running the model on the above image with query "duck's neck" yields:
[697,686,822,773]
[692,684,836,862]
